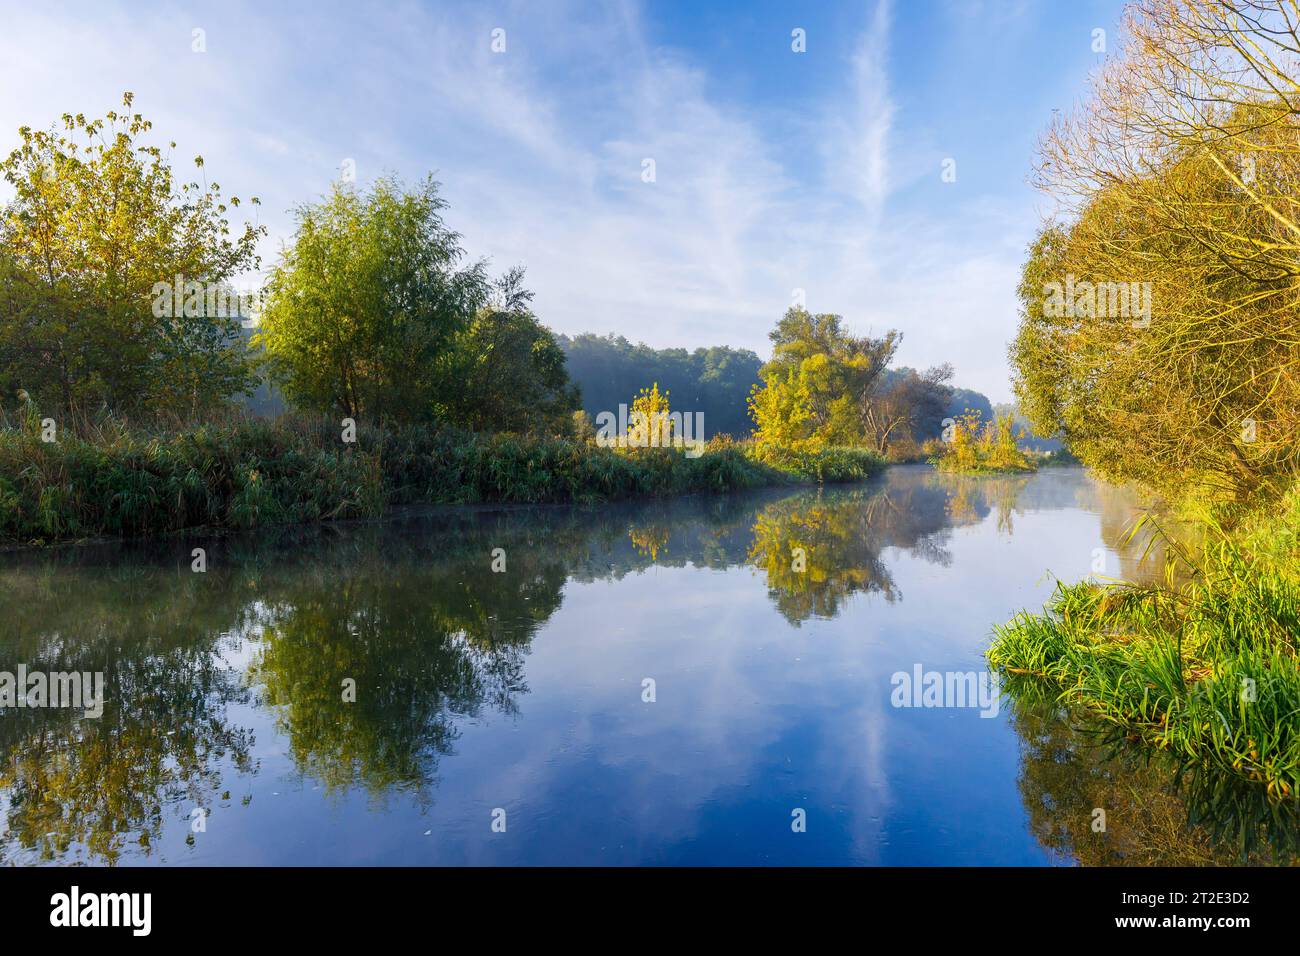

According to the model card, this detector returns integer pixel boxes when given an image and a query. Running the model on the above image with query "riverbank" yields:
[988,487,1300,847]
[0,417,884,544]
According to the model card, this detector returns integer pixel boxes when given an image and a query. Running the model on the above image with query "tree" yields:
[1018,0,1300,501]
[558,333,763,438]
[255,175,488,424]
[0,93,263,418]
[1014,149,1297,498]
[863,364,954,454]
[627,381,672,447]
[446,267,580,434]
[748,364,823,458]
[749,307,900,456]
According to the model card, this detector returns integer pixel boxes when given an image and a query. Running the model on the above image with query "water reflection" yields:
[0,465,1279,864]
[0,565,255,863]
[1006,691,1297,865]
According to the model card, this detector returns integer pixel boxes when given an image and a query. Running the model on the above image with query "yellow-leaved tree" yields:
[627,382,672,448]
[747,307,901,461]
[748,366,823,460]
[0,93,264,418]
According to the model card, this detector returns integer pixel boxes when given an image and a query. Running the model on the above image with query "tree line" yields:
[0,93,990,457]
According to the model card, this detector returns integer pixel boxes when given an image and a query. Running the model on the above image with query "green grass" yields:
[0,417,884,543]
[988,492,1300,855]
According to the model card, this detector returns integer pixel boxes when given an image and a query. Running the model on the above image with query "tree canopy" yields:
[1013,0,1300,501]
[444,267,580,434]
[256,175,489,425]
[0,93,263,418]
[748,307,953,460]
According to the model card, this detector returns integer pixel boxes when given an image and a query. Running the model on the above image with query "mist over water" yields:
[0,466,1232,865]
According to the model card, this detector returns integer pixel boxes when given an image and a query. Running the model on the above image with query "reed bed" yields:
[0,416,884,543]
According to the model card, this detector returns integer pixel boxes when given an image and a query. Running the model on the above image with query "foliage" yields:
[998,1,1300,857]
[558,333,763,438]
[1015,0,1300,503]
[931,411,1036,474]
[781,446,884,483]
[255,175,489,424]
[0,93,263,418]
[862,364,954,453]
[748,307,903,459]
[989,493,1300,856]
[571,409,595,442]
[748,364,822,460]
[0,416,884,543]
[443,267,580,434]
[627,381,672,446]
[762,307,899,442]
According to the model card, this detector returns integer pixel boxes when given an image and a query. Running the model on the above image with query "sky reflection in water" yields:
[0,465,1242,865]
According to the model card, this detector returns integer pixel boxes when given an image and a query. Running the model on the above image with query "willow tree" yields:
[256,176,488,424]
[443,267,580,435]
[1014,0,1300,501]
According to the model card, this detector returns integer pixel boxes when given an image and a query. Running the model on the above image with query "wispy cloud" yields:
[838,0,895,214]
[0,0,1100,402]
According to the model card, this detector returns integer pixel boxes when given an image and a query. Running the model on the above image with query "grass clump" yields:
[988,495,1300,852]
[779,446,884,483]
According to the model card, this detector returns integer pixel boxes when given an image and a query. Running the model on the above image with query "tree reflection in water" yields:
[1005,690,1298,865]
[0,466,1284,863]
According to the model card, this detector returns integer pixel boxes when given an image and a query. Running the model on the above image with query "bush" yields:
[931,411,1035,474]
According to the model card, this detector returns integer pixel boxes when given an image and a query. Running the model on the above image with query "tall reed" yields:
[0,416,885,543]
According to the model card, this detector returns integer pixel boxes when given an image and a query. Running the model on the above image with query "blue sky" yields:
[0,0,1126,401]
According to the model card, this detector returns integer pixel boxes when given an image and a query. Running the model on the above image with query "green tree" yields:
[0,93,263,418]
[749,307,900,456]
[445,267,579,434]
[255,175,488,424]
[1018,0,1300,502]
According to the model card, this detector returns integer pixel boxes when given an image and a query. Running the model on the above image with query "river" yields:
[0,464,1263,865]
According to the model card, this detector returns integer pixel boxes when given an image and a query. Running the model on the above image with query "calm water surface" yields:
[0,465,1227,865]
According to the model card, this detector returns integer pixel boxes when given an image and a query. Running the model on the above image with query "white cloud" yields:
[0,0,1031,400]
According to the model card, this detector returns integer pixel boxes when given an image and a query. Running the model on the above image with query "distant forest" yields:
[242,326,1010,443]
[557,333,762,438]
[558,332,1001,442]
